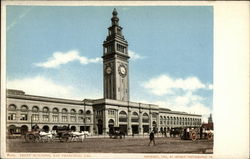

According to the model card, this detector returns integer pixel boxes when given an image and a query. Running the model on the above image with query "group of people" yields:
[148,126,210,145]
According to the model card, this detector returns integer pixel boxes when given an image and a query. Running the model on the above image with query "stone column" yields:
[90,113,94,134]
[156,113,160,133]
[28,111,32,131]
[149,111,153,132]
[115,109,119,127]
[58,112,62,125]
[49,111,53,123]
[67,113,70,125]
[139,110,143,135]
[76,114,79,123]
[149,111,153,131]
[39,112,42,125]
[103,109,109,135]
[93,110,97,134]
[127,108,132,135]
[16,110,21,123]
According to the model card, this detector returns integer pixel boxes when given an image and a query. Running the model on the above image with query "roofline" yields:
[6,89,202,116]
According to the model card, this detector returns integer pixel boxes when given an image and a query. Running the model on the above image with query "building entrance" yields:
[132,125,139,134]
[119,124,127,135]
[97,119,103,134]
[108,119,115,133]
[80,126,90,132]
[20,125,28,135]
[143,125,149,133]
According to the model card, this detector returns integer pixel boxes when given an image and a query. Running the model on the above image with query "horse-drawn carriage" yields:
[24,126,91,142]
[180,128,214,141]
[25,126,72,142]
[109,126,126,139]
[55,126,72,142]
[170,127,182,137]
[25,130,41,142]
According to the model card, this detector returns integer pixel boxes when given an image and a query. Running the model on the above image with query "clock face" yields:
[119,65,127,77]
[106,66,112,74]
[120,66,126,74]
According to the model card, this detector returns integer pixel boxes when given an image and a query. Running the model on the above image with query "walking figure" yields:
[148,131,155,146]
[200,126,203,139]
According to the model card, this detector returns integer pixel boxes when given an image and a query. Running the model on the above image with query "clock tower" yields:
[102,8,130,101]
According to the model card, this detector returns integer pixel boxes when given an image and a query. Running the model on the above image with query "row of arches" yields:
[8,104,92,115]
[118,111,149,123]
[160,116,201,126]
[7,124,78,135]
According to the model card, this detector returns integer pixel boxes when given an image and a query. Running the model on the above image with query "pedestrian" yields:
[200,126,203,139]
[148,131,155,146]
[186,127,190,139]
[183,128,187,139]
[33,124,39,131]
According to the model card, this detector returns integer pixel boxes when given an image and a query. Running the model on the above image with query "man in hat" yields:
[148,130,156,146]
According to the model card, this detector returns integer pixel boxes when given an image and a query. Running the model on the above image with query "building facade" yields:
[6,9,202,135]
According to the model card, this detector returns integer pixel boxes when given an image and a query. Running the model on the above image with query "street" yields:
[7,136,213,154]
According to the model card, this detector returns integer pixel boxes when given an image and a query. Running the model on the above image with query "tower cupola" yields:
[111,8,119,26]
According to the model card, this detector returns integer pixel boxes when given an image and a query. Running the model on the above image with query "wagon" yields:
[181,128,214,141]
[25,130,41,142]
[109,126,125,139]
[202,130,214,141]
[55,126,72,142]
[170,127,182,137]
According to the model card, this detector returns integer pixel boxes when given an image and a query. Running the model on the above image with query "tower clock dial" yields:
[118,65,127,76]
[106,66,112,74]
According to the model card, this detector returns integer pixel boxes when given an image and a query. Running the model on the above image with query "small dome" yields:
[112,8,118,16]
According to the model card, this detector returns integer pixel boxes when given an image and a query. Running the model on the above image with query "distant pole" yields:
[84,100,86,131]
[30,114,33,131]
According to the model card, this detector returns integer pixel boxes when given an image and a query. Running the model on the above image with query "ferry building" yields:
[6,9,202,135]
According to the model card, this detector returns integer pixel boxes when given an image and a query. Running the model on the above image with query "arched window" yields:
[70,109,76,114]
[131,112,139,122]
[86,110,91,115]
[52,108,59,122]
[43,107,49,113]
[42,107,49,121]
[70,109,76,122]
[19,105,29,121]
[52,107,59,113]
[142,113,149,123]
[119,111,127,122]
[21,105,28,112]
[163,116,166,125]
[78,109,84,115]
[32,106,39,112]
[8,104,16,111]
[108,119,115,125]
[167,116,170,125]
[62,108,68,114]
[160,116,163,124]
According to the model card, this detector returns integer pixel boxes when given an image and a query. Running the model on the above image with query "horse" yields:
[71,131,90,142]
[39,131,54,142]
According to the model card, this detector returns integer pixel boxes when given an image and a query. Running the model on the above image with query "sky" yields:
[6,6,213,122]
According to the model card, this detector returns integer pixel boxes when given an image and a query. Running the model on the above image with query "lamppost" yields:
[83,99,86,132]
[30,114,33,131]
